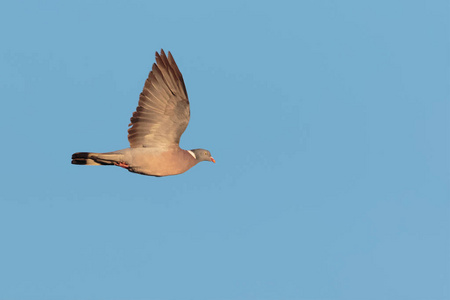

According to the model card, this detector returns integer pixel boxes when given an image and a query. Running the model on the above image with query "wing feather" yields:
[127,49,190,148]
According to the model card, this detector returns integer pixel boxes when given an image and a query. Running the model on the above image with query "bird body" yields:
[72,50,215,177]
[72,147,199,176]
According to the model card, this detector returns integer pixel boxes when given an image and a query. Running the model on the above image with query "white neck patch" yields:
[187,150,196,159]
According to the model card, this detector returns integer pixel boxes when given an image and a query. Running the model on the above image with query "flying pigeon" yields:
[71,49,215,176]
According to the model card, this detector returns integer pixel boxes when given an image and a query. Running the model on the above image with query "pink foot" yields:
[114,162,129,169]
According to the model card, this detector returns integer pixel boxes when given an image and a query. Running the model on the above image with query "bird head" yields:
[190,149,215,163]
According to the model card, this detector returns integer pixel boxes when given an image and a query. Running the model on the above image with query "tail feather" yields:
[71,152,123,166]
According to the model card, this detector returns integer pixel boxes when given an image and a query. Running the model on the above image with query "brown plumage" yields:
[72,50,215,177]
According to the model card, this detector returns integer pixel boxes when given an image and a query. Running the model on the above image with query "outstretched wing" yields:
[128,49,190,148]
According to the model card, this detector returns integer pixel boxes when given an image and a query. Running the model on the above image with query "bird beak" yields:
[210,157,216,163]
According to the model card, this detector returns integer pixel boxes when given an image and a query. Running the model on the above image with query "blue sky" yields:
[0,0,449,299]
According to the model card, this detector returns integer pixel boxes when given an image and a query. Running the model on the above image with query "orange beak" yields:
[210,157,216,163]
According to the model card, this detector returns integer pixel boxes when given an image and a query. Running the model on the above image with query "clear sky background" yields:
[0,1,449,299]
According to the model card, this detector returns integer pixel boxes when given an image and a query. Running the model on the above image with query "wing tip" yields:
[156,49,167,59]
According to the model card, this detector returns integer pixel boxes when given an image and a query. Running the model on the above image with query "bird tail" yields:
[71,152,124,166]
